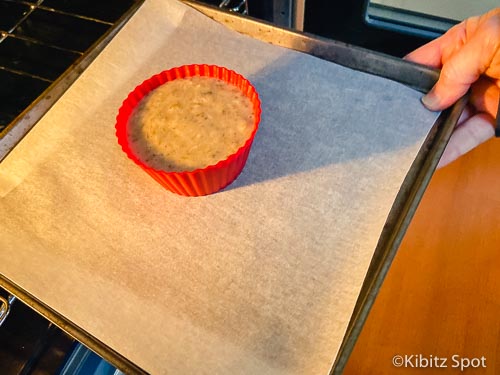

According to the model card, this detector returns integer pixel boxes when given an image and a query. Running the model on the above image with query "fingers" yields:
[407,10,500,112]
[404,37,447,67]
[406,8,500,167]
[422,31,492,111]
[437,113,495,168]
[404,22,467,68]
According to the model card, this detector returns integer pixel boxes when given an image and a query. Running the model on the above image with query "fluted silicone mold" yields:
[115,64,261,196]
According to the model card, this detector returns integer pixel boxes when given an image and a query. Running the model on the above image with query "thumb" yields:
[422,30,492,111]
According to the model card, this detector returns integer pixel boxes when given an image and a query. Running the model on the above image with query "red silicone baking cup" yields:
[115,64,261,196]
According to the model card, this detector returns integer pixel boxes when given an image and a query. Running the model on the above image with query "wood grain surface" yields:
[344,137,500,374]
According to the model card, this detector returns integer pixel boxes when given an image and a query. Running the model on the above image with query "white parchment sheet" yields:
[0,0,439,374]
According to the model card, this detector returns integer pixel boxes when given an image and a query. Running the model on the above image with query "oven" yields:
[1,288,124,374]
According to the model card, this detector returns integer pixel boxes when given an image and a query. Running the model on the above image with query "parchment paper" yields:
[0,0,439,374]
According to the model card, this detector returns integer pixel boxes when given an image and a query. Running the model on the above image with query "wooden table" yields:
[344,137,500,374]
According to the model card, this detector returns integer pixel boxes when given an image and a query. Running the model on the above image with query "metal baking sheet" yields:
[0,1,466,374]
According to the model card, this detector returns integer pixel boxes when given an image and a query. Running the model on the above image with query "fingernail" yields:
[421,91,440,111]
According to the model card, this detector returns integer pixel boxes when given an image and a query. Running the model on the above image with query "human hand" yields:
[405,8,500,168]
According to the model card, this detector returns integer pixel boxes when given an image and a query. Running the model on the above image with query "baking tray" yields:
[0,1,467,374]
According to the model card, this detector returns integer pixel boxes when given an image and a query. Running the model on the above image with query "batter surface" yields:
[128,76,255,172]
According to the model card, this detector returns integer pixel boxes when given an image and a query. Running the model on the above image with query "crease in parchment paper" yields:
[0,0,439,374]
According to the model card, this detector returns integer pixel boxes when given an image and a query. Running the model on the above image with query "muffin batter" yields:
[128,76,255,172]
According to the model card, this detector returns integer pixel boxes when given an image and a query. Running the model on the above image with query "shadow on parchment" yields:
[226,52,432,190]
